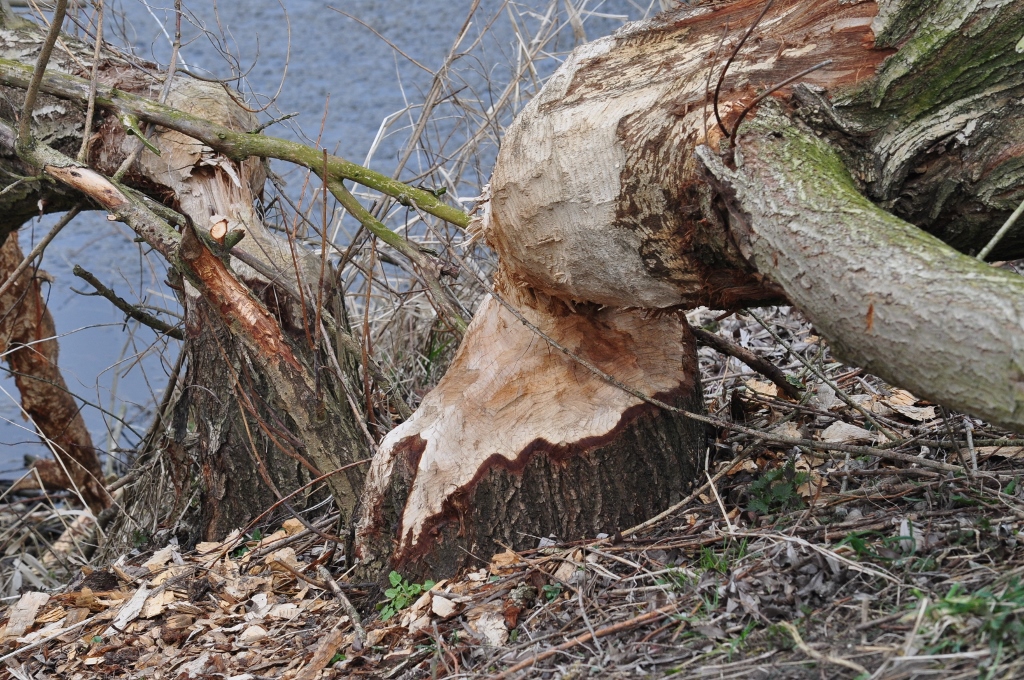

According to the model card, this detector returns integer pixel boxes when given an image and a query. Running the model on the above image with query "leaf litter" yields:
[4,306,1024,679]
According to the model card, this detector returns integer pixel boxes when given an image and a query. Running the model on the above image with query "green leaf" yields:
[389,571,403,587]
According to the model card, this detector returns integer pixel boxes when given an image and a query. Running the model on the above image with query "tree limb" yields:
[699,102,1024,432]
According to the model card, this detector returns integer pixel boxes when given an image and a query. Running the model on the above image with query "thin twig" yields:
[71,265,183,339]
[317,565,367,651]
[492,602,679,679]
[728,59,832,150]
[713,0,773,138]
[747,309,899,441]
[75,0,102,163]
[17,0,67,149]
[693,326,801,399]
[0,205,81,299]
[977,195,1024,261]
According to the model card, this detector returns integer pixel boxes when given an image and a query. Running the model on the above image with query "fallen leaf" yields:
[886,389,918,407]
[489,549,522,576]
[889,403,936,422]
[465,603,508,646]
[265,547,301,573]
[431,595,458,619]
[239,624,268,643]
[295,626,347,680]
[552,549,583,582]
[771,422,802,441]
[745,379,778,397]
[142,546,177,573]
[282,518,305,535]
[820,421,873,443]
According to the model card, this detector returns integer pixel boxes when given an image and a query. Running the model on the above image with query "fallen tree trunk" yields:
[355,0,1024,577]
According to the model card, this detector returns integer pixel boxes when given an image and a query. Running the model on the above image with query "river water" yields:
[0,0,661,479]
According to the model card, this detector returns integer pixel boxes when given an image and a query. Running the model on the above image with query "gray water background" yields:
[0,0,660,479]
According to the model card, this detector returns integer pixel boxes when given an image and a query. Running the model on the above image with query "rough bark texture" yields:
[485,0,887,308]
[702,103,1024,431]
[0,233,106,512]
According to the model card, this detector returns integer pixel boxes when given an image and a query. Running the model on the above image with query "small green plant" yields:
[377,571,435,621]
[929,580,1024,656]
[748,459,808,515]
[131,529,150,548]
[727,620,758,660]
[541,583,563,602]
[328,652,346,666]
[698,546,729,574]
[230,528,264,558]
[655,568,693,591]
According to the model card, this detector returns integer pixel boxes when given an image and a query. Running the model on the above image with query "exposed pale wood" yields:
[484,0,884,308]
[355,275,705,577]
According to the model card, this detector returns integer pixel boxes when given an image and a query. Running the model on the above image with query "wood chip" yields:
[3,591,50,639]
[294,625,347,680]
[103,585,150,636]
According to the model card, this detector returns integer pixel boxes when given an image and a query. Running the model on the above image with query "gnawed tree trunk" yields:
[354,0,1024,577]
[355,274,706,578]
[0,10,371,550]
[0,233,106,513]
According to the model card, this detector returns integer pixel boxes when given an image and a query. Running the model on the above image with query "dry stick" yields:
[706,470,735,534]
[71,265,183,339]
[727,59,833,151]
[778,621,870,676]
[713,0,773,138]
[362,238,376,429]
[16,0,67,148]
[317,565,367,651]
[75,0,102,162]
[977,195,1024,261]
[0,205,81,299]
[313,148,330,397]
[747,309,899,441]
[318,316,380,451]
[112,0,182,181]
[692,326,801,399]
[492,603,679,679]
